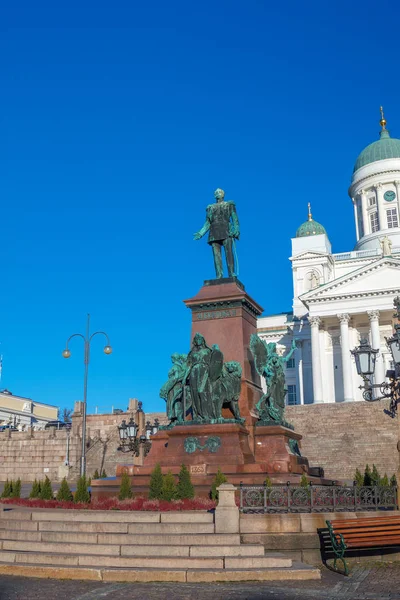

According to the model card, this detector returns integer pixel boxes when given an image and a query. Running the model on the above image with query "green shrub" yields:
[390,474,398,488]
[56,477,73,502]
[364,464,372,486]
[300,473,309,487]
[39,476,53,500]
[30,479,41,499]
[371,464,380,487]
[161,471,178,501]
[265,476,272,487]
[177,464,194,500]
[93,469,100,479]
[74,476,90,504]
[11,478,21,498]
[1,479,12,498]
[380,473,390,488]
[149,463,163,500]
[101,469,107,478]
[118,472,133,501]
[354,468,364,487]
[211,469,227,501]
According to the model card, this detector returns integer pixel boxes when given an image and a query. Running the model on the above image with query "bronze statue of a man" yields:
[194,188,240,279]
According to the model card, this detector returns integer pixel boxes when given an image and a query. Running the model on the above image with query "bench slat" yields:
[333,526,400,535]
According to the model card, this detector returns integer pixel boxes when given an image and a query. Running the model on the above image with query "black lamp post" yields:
[117,414,159,457]
[351,297,400,416]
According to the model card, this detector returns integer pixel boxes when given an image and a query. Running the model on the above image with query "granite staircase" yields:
[0,506,320,582]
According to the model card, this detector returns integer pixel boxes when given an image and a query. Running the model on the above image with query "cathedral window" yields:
[386,208,399,229]
[286,357,295,369]
[287,385,297,405]
[370,211,379,233]
[368,195,376,206]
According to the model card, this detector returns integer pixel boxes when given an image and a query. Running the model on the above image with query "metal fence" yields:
[239,484,398,513]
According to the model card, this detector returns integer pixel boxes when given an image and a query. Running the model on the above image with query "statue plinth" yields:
[184,279,264,448]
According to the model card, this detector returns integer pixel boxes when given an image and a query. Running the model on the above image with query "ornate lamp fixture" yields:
[117,415,159,457]
[351,297,400,417]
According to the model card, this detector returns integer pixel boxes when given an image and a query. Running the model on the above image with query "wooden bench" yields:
[326,515,400,575]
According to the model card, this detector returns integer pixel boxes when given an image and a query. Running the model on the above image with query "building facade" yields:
[257,111,400,405]
[0,390,58,429]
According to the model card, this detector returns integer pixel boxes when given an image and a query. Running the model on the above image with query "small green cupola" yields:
[296,203,327,238]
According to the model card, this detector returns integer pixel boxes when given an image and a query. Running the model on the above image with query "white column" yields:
[295,340,304,405]
[337,314,353,402]
[395,180,400,222]
[359,189,368,236]
[353,198,360,241]
[368,310,385,387]
[309,316,323,403]
[375,183,385,230]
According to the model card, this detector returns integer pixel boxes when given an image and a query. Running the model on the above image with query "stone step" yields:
[0,562,321,582]
[189,544,265,557]
[0,509,213,524]
[225,555,292,569]
[118,533,240,548]
[2,541,121,556]
[79,555,224,570]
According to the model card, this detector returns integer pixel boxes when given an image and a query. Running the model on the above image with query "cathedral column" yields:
[295,340,304,405]
[352,198,360,241]
[394,180,400,219]
[368,310,385,390]
[359,190,368,236]
[337,314,353,402]
[375,183,385,229]
[309,317,323,403]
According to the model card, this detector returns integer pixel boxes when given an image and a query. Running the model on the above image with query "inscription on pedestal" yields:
[195,309,237,321]
[190,464,207,476]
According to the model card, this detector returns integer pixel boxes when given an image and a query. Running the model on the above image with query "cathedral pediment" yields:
[290,250,330,261]
[300,257,400,305]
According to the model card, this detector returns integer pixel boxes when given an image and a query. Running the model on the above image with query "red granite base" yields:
[90,423,326,500]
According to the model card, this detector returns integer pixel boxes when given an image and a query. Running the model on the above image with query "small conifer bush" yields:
[149,463,163,500]
[211,469,227,500]
[300,473,309,487]
[30,479,41,499]
[39,476,53,500]
[74,476,90,503]
[177,464,194,500]
[161,471,178,501]
[354,468,364,487]
[56,477,73,502]
[1,479,12,498]
[391,474,398,488]
[11,478,21,498]
[371,464,380,487]
[364,464,372,486]
[101,469,107,478]
[265,476,272,487]
[118,472,133,501]
[93,469,100,479]
[380,473,390,488]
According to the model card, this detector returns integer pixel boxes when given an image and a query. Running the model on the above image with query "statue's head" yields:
[225,361,242,378]
[171,353,180,363]
[193,332,206,347]
[214,188,225,202]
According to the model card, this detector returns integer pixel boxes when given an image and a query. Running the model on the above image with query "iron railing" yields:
[239,483,398,513]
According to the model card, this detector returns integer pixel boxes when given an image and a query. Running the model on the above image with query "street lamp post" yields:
[62,314,112,476]
[351,297,400,417]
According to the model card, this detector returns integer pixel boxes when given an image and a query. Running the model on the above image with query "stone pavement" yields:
[1,564,400,600]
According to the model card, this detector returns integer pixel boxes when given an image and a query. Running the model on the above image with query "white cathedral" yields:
[257,110,400,405]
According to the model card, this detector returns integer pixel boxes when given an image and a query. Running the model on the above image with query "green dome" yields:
[354,129,400,172]
[296,218,326,238]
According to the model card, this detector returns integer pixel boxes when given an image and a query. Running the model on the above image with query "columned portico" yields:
[309,316,323,403]
[337,313,353,402]
[368,310,385,388]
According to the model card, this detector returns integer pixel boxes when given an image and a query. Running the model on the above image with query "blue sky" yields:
[1,0,399,414]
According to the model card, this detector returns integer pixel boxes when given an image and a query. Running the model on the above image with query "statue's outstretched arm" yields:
[194,211,211,240]
[283,340,297,363]
[230,203,240,239]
